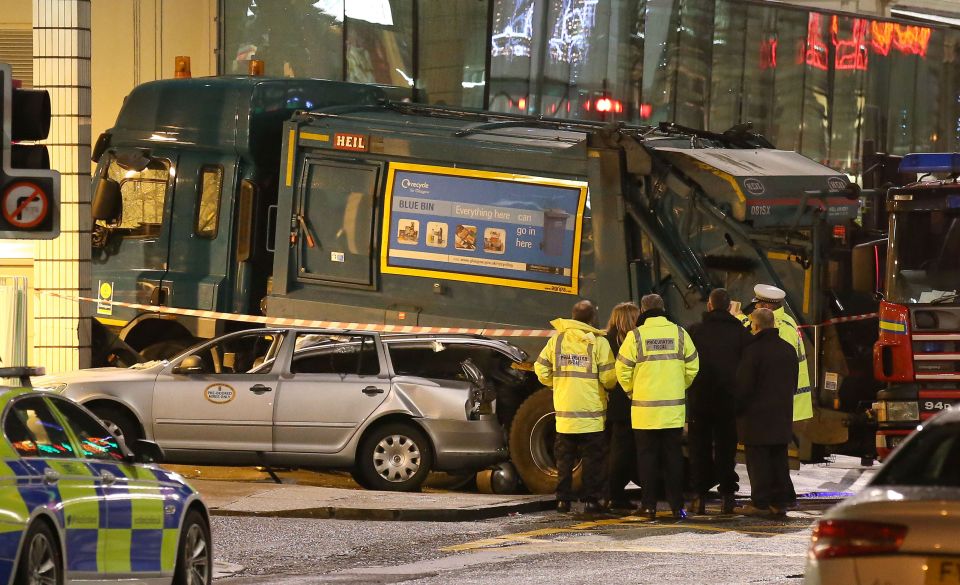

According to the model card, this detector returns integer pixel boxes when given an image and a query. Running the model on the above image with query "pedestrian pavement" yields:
[173,455,877,521]
[190,478,554,521]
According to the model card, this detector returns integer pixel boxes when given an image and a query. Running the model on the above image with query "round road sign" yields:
[2,182,49,229]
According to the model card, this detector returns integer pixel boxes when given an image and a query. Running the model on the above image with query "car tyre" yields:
[14,520,62,585]
[173,510,211,585]
[91,405,142,449]
[356,422,432,492]
[508,387,581,494]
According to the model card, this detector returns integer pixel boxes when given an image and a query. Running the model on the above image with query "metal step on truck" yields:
[87,71,883,493]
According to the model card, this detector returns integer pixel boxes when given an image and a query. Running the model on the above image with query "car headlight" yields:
[40,383,68,393]
[877,400,919,422]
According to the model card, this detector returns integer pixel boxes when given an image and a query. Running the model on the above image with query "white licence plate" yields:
[926,558,960,585]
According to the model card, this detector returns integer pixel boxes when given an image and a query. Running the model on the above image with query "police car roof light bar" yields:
[898,153,960,175]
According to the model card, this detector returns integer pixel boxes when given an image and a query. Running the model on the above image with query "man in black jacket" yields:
[687,288,753,514]
[734,308,799,516]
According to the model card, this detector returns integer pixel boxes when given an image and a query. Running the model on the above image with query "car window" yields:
[292,333,380,376]
[387,343,505,380]
[50,398,126,462]
[185,331,284,374]
[872,423,960,487]
[3,397,75,458]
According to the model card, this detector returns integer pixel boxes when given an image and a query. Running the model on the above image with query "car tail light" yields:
[810,519,908,559]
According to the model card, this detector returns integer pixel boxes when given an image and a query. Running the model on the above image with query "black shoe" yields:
[672,508,688,520]
[556,500,571,513]
[582,500,603,514]
[690,494,706,515]
[721,494,737,515]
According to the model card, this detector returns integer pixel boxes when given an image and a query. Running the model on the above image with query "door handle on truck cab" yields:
[249,384,273,394]
[362,386,385,396]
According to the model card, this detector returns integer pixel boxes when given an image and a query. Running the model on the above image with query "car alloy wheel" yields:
[373,434,422,483]
[26,532,57,585]
[174,511,211,585]
[184,524,209,585]
[15,521,61,585]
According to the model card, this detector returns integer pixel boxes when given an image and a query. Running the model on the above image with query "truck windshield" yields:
[886,209,960,303]
[102,156,170,237]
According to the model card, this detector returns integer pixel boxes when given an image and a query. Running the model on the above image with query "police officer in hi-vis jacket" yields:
[535,300,617,514]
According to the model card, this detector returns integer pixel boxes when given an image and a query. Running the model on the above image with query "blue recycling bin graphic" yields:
[541,209,569,256]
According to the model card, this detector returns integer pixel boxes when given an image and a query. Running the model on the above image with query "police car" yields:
[0,369,211,585]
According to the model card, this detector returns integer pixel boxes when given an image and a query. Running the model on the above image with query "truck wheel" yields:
[356,422,433,492]
[14,520,62,585]
[91,405,142,449]
[508,388,581,495]
[140,338,195,361]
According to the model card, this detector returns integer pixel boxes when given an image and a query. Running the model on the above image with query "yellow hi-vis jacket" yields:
[738,307,813,421]
[535,318,617,434]
[616,316,699,429]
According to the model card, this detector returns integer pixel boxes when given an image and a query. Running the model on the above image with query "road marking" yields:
[443,516,810,553]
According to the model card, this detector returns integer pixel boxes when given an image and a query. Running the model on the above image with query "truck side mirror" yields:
[92,178,122,222]
[852,239,886,296]
[91,131,111,163]
[172,355,205,375]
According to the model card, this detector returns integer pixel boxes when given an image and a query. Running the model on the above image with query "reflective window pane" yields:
[346,0,414,95]
[223,0,344,78]
[707,0,746,132]
[417,0,488,108]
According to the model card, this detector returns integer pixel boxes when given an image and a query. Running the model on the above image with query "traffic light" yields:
[0,62,59,239]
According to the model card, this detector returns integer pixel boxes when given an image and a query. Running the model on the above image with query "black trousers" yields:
[555,431,607,502]
[688,414,739,496]
[745,444,794,508]
[606,421,637,503]
[634,427,684,511]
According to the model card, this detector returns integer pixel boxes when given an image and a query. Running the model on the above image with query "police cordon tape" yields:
[48,292,555,337]
[797,312,878,328]
[48,291,879,337]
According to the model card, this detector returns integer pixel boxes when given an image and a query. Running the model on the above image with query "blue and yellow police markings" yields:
[0,460,30,585]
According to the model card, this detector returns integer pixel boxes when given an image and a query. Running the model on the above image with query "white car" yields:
[805,408,960,585]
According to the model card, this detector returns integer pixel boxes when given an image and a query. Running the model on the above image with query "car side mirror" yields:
[128,439,164,464]
[461,358,485,388]
[92,178,122,222]
[172,355,205,375]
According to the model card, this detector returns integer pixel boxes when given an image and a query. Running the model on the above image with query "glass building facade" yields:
[221,0,960,176]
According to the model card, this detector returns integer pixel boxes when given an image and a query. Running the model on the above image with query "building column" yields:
[32,0,91,373]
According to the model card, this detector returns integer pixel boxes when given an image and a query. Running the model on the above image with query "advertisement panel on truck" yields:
[381,163,588,295]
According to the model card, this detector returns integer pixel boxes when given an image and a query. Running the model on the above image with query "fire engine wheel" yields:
[508,388,581,495]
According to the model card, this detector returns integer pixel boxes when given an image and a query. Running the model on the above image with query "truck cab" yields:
[89,76,385,361]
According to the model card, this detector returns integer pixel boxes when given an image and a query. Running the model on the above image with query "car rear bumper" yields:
[420,415,507,472]
[806,554,957,585]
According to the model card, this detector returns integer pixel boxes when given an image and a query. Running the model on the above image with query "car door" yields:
[2,396,103,576]
[152,329,284,452]
[49,397,178,577]
[273,332,389,453]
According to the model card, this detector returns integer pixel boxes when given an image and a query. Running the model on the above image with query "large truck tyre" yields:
[508,387,581,494]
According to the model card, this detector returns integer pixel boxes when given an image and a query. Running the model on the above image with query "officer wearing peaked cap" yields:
[738,284,813,423]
